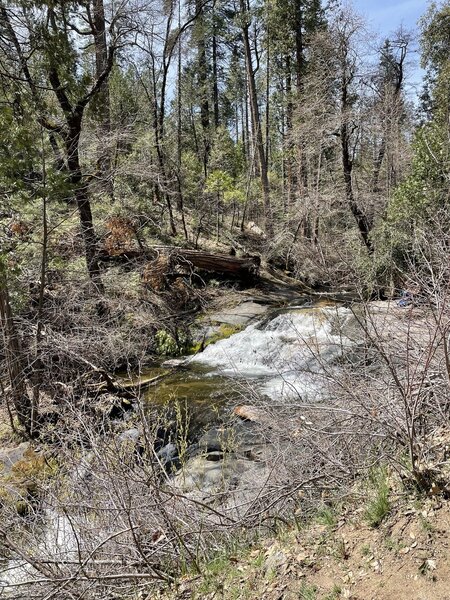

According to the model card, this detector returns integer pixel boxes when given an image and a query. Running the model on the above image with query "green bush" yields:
[155,329,192,356]
[365,467,391,528]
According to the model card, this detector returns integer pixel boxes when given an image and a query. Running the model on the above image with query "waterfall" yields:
[191,306,357,399]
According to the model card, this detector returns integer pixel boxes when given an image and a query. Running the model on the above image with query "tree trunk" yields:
[150,61,177,236]
[0,263,32,435]
[153,248,260,281]
[101,246,261,281]
[196,0,210,175]
[285,55,297,208]
[240,0,272,234]
[216,193,220,241]
[372,138,386,193]
[294,0,308,192]
[177,0,188,240]
[66,114,104,289]
[92,0,113,198]
[212,19,220,129]
[341,118,372,252]
[265,40,270,170]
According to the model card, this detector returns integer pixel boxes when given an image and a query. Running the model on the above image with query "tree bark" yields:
[294,0,308,191]
[0,263,32,435]
[167,248,260,280]
[341,116,373,252]
[240,0,272,234]
[65,112,105,288]
[177,0,188,240]
[92,0,113,198]
[212,17,220,129]
[101,246,261,280]
[196,0,210,175]
[338,32,373,253]
[285,55,297,208]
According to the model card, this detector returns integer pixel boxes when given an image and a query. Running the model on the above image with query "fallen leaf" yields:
[370,559,382,572]
[295,551,309,562]
[426,559,437,571]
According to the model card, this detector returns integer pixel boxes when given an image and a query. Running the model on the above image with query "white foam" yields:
[191,307,356,399]
[0,510,79,591]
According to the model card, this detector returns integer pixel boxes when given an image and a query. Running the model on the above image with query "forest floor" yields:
[161,467,450,600]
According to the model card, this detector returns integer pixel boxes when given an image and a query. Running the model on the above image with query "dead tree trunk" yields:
[341,118,373,253]
[339,47,373,253]
[0,264,32,435]
[169,248,261,279]
[99,246,261,280]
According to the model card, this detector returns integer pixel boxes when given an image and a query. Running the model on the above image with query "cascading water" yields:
[190,305,357,400]
[0,510,79,591]
[1,303,359,593]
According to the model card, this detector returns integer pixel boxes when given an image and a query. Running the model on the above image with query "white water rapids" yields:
[0,510,79,592]
[190,305,358,400]
[1,304,359,593]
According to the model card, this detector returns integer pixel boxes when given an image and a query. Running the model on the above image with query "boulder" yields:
[233,405,266,423]
[0,442,30,475]
[245,221,267,239]
[207,301,268,327]
[171,453,265,494]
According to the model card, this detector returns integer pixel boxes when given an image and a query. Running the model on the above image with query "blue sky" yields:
[353,0,428,96]
[353,0,427,36]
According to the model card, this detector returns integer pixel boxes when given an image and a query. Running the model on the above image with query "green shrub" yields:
[365,467,391,528]
[155,329,191,356]
[316,505,337,528]
[299,583,318,599]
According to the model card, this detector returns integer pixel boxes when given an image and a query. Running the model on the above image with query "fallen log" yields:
[91,370,174,396]
[98,246,260,281]
[169,249,260,279]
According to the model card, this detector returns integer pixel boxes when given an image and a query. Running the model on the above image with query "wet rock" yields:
[205,451,223,462]
[0,443,30,475]
[207,301,268,327]
[232,419,266,444]
[171,453,266,494]
[194,421,266,458]
[169,413,278,518]
[161,358,187,368]
[197,426,235,453]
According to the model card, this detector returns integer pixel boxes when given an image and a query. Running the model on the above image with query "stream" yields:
[0,298,361,592]
[189,301,358,400]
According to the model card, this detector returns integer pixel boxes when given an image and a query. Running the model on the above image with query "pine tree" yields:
[381,1,450,264]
